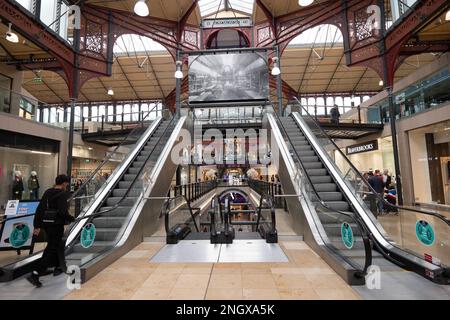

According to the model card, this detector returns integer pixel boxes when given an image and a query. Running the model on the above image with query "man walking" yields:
[27,174,75,288]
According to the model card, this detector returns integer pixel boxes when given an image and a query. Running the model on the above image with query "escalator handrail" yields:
[255,192,274,231]
[292,97,450,227]
[68,104,161,203]
[268,107,372,274]
[164,194,200,234]
[63,115,179,248]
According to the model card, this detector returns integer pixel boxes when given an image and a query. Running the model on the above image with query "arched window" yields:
[207,29,249,49]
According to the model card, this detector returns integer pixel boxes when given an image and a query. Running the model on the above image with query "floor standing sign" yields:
[0,201,39,250]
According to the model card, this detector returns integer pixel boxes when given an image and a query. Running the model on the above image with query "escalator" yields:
[266,104,450,285]
[0,113,187,283]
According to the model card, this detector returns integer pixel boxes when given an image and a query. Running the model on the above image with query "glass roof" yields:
[199,0,255,17]
[288,24,343,47]
[113,34,167,55]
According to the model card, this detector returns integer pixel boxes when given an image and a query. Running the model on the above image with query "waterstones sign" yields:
[346,140,378,155]
[201,18,252,29]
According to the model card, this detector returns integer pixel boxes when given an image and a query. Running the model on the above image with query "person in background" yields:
[368,169,385,214]
[382,169,392,189]
[12,171,24,200]
[330,105,340,124]
[27,174,75,288]
[28,171,40,200]
[270,175,275,183]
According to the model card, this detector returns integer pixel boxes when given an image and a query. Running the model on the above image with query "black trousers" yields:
[34,226,65,276]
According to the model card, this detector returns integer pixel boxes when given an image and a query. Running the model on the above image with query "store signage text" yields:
[346,140,378,155]
[201,18,252,29]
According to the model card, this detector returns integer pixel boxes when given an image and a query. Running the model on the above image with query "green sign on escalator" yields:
[80,223,96,249]
[341,222,354,250]
[415,220,435,246]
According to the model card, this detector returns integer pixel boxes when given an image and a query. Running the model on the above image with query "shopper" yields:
[382,169,392,189]
[12,171,24,200]
[330,105,340,124]
[27,174,75,288]
[28,171,40,200]
[368,170,385,214]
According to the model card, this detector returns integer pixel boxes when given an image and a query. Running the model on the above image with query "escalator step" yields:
[310,176,332,183]
[106,197,137,206]
[322,201,350,211]
[100,206,132,217]
[118,181,143,189]
[297,150,315,157]
[306,168,328,176]
[112,188,141,197]
[303,162,322,169]
[317,211,354,223]
[301,156,319,162]
[313,192,343,201]
[94,228,122,241]
[91,217,126,228]
[313,183,337,192]
[123,174,137,181]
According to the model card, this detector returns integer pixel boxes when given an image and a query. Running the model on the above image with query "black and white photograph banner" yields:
[189,52,269,103]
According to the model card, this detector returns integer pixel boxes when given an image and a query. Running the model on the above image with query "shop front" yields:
[0,130,59,211]
[408,120,450,206]
[335,137,395,177]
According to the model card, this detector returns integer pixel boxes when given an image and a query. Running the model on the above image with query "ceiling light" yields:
[31,150,52,155]
[299,0,314,6]
[107,87,114,96]
[175,61,183,79]
[6,23,19,43]
[88,147,93,151]
[134,0,149,17]
[271,57,281,76]
[379,80,384,86]
[446,10,450,21]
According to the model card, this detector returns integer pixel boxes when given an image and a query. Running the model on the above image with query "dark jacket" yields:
[368,175,384,194]
[34,188,74,228]
[12,179,24,193]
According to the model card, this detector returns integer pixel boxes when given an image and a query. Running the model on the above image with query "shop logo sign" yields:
[341,222,354,249]
[80,223,96,249]
[9,224,30,248]
[415,220,435,246]
[346,140,378,155]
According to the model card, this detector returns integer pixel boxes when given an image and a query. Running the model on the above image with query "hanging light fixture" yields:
[379,80,384,87]
[134,0,149,17]
[6,23,19,43]
[271,57,281,76]
[174,61,183,79]
[298,0,314,6]
[107,87,114,96]
[445,10,450,21]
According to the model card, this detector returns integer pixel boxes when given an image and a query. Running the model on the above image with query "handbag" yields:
[41,191,64,226]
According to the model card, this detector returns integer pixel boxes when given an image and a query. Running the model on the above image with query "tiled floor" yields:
[63,241,361,300]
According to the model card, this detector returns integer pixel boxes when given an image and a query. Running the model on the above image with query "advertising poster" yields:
[189,52,269,103]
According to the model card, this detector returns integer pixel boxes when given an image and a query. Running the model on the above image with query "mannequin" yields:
[12,171,24,200]
[28,171,40,200]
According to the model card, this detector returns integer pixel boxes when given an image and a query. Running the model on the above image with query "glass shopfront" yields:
[409,120,450,206]
[0,130,59,211]
[367,68,450,124]
[335,137,395,177]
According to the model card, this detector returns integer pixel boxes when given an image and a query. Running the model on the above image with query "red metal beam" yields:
[0,0,74,65]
